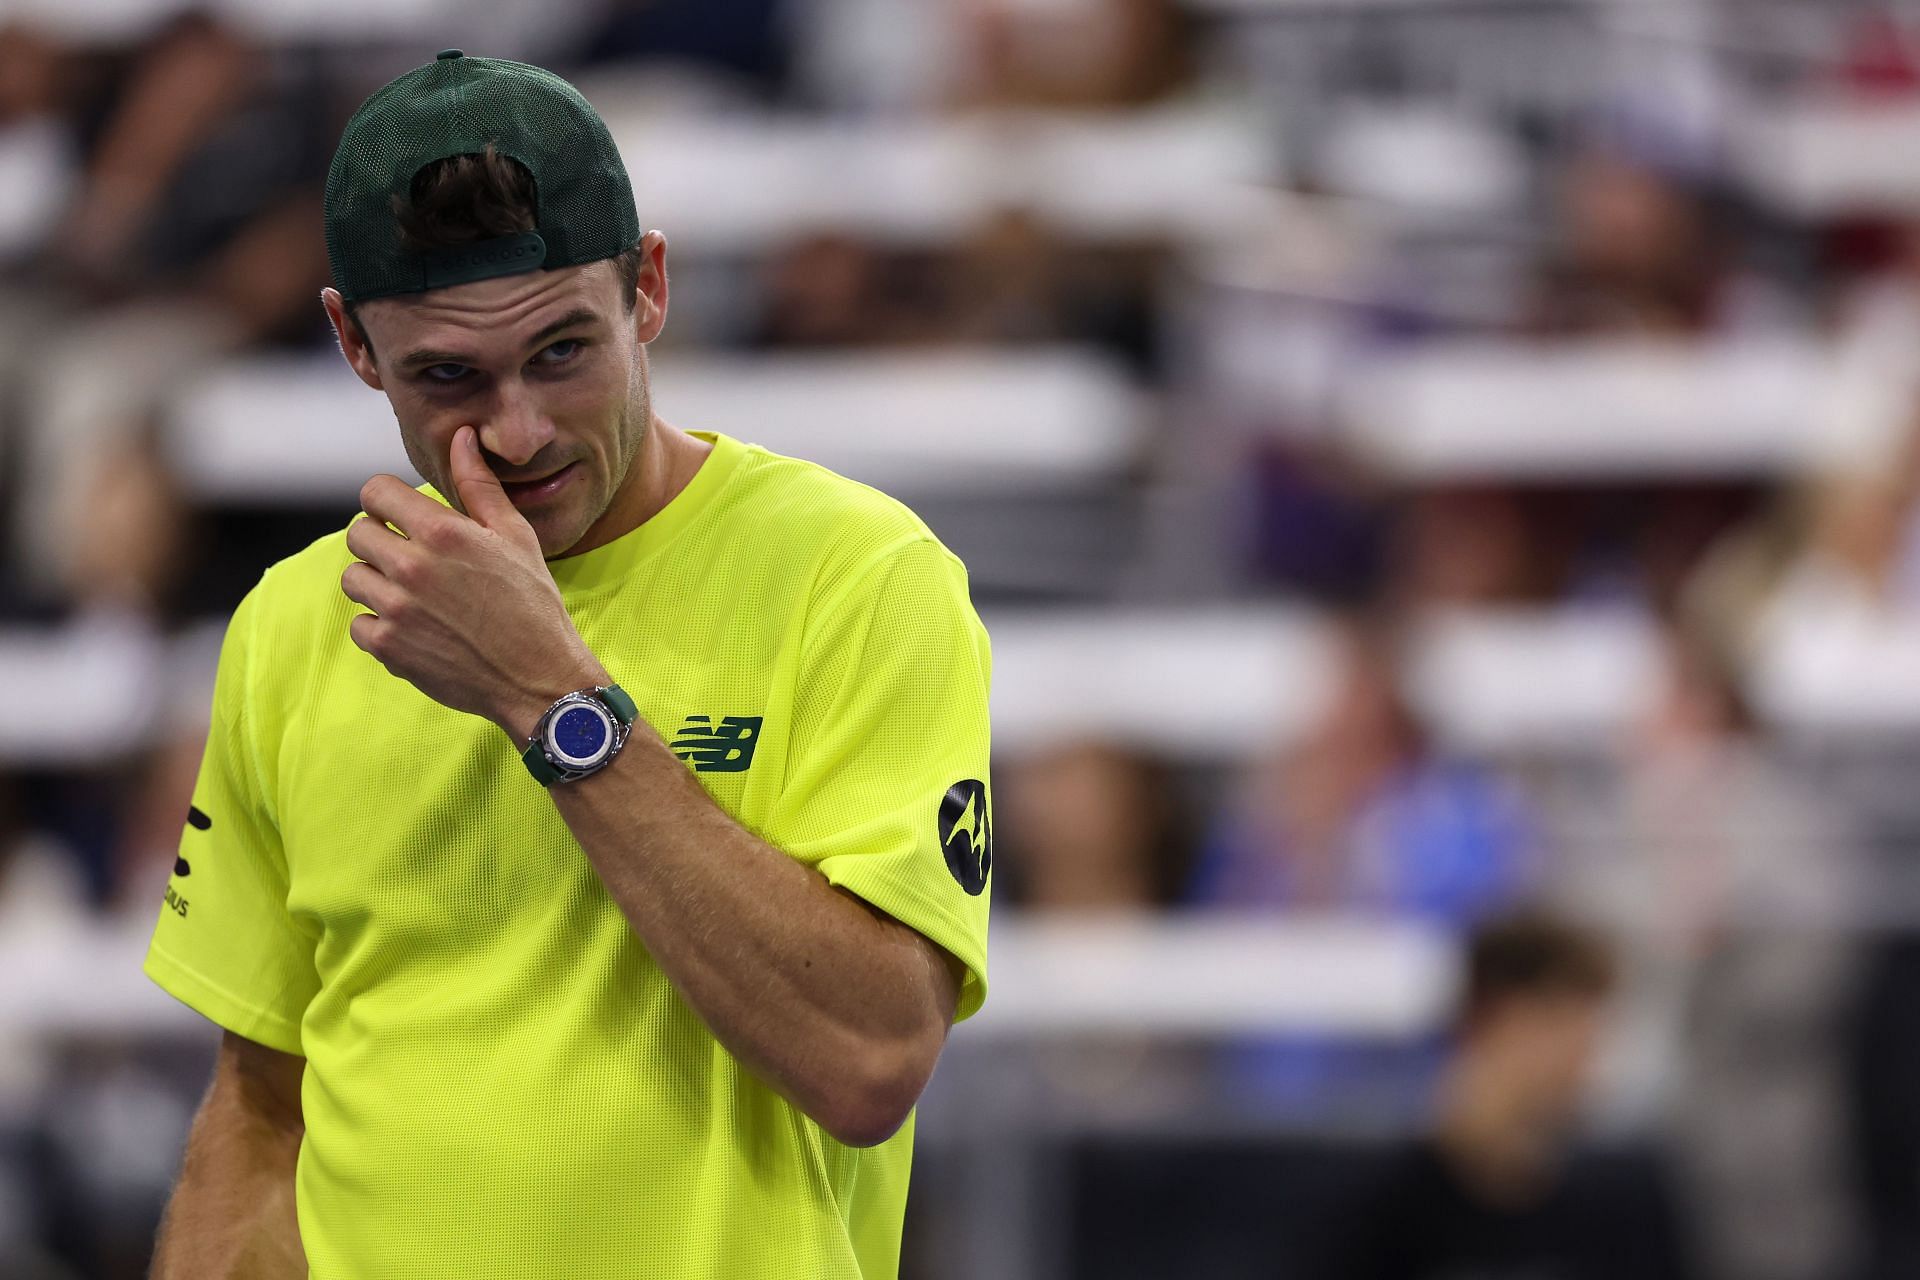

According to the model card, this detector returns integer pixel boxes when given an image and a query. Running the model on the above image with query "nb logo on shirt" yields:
[669,715,763,773]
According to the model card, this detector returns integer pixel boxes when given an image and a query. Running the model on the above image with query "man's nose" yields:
[478,380,554,468]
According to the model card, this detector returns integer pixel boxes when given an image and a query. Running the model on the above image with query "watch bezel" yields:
[542,695,617,768]
[528,687,632,782]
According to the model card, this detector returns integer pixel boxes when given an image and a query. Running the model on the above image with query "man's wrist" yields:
[497,655,615,743]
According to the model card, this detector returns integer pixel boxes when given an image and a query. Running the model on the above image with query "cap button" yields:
[436,48,464,61]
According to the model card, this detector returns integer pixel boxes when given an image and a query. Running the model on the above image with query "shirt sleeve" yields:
[766,535,994,1021]
[143,580,319,1054]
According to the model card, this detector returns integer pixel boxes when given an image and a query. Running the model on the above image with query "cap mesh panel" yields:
[324,56,640,301]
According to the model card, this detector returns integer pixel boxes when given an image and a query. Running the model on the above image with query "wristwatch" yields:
[520,683,638,785]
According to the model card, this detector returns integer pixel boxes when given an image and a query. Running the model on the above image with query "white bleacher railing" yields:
[1340,338,1838,480]
[165,348,1145,501]
[6,0,472,40]
[28,603,1920,770]
[598,106,1277,255]
[1737,96,1920,219]
[0,910,1455,1042]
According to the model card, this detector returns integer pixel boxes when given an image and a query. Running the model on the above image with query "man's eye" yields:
[537,339,583,365]
[423,364,469,383]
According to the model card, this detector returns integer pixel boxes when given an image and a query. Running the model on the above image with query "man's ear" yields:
[633,230,669,345]
[321,287,384,391]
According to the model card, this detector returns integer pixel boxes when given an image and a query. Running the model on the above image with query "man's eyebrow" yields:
[524,306,603,351]
[396,346,470,372]
[395,307,604,372]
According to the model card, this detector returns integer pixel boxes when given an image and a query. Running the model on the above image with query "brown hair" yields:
[1459,910,1615,1027]
[344,144,642,355]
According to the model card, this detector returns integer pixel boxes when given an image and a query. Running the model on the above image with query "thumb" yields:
[449,426,525,533]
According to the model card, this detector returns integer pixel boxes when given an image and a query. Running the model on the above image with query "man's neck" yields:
[561,415,711,559]
[1433,1058,1562,1208]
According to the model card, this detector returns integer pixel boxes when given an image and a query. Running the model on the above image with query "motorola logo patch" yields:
[938,780,992,896]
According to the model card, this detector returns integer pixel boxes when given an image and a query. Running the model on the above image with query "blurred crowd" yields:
[12,1,1920,1277]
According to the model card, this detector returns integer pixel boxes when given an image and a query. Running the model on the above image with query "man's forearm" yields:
[540,712,958,1147]
[152,1077,305,1278]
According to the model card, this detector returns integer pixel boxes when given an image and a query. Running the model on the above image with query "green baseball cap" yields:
[324,49,640,303]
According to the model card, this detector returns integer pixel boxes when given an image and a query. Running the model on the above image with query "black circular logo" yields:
[938,780,992,896]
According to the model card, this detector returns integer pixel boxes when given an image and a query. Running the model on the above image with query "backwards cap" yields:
[324,49,640,303]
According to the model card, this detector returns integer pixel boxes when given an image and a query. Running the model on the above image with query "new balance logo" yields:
[669,715,763,773]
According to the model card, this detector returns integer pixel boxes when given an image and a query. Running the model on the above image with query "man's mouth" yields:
[500,461,578,505]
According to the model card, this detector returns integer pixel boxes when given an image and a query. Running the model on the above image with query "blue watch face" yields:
[552,704,611,763]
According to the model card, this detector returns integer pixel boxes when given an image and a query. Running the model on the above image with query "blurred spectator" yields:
[1187,623,1533,922]
[753,232,920,348]
[1529,146,1717,337]
[1526,142,1786,340]
[989,739,1210,1135]
[1763,472,1918,628]
[996,739,1187,912]
[1184,623,1534,1112]
[55,421,191,621]
[0,23,65,128]
[1551,629,1860,1280]
[1834,9,1920,99]
[37,15,331,332]
[570,0,793,98]
[1350,132,1794,619]
[1683,404,1920,697]
[0,24,76,265]
[4,14,332,599]
[1303,911,1693,1280]
[50,16,259,296]
[941,212,1166,373]
[954,0,1196,110]
[751,215,1162,372]
[1824,291,1920,1280]
[1387,488,1547,609]
[1387,481,1763,616]
[940,210,1073,347]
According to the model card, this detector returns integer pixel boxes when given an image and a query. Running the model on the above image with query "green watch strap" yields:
[521,736,562,786]
[602,683,638,725]
[521,683,637,786]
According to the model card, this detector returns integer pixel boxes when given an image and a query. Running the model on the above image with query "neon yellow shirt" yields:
[144,430,993,1279]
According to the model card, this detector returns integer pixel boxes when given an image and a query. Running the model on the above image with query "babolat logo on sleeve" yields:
[165,804,210,918]
[669,715,763,773]
[175,805,212,876]
[938,780,992,895]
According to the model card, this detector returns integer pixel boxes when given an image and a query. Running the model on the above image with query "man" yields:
[1302,911,1692,1280]
[143,50,993,1279]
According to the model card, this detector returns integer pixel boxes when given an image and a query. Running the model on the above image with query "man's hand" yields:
[342,426,608,739]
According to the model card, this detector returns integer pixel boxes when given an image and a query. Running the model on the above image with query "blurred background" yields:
[12,0,1920,1276]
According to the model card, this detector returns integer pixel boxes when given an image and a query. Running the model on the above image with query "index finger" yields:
[359,473,455,539]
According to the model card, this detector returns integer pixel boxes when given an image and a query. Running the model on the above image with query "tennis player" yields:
[144,50,993,1279]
